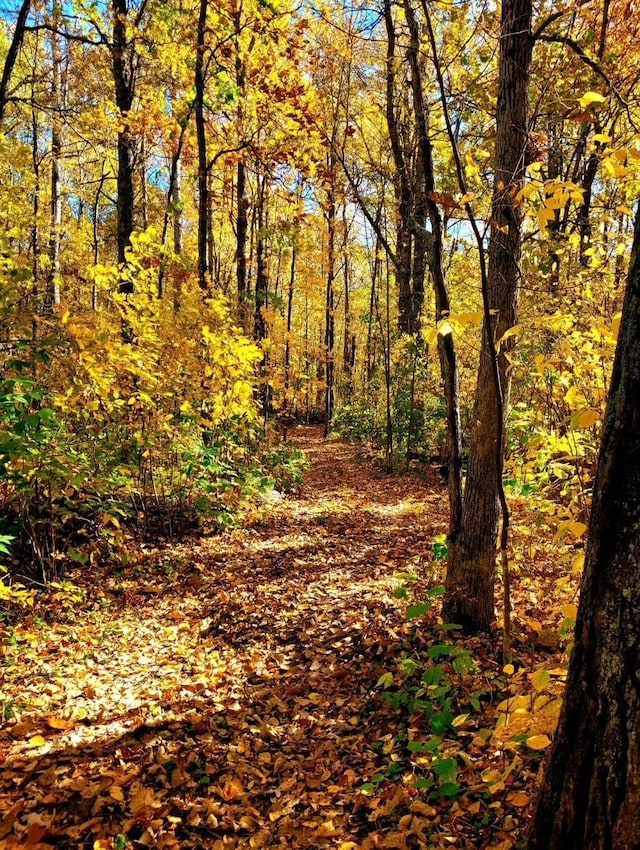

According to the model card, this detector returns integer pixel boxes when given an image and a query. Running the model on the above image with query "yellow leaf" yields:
[377,671,394,688]
[560,603,578,620]
[538,207,555,232]
[437,320,454,337]
[526,734,552,750]
[569,521,588,538]
[579,91,606,108]
[529,669,551,691]
[452,310,484,326]
[574,408,600,429]
[498,324,521,347]
[28,735,47,746]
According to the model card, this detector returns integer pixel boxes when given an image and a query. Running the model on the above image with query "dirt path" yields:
[1,428,459,849]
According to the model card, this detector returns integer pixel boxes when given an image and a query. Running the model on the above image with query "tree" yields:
[111,0,139,278]
[526,200,640,850]
[443,0,533,632]
[194,0,210,294]
[0,0,31,123]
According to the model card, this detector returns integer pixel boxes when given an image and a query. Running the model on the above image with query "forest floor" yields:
[0,427,580,850]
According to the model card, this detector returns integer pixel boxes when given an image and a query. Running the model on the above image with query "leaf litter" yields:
[0,427,579,849]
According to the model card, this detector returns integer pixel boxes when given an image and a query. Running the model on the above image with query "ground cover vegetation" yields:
[0,0,639,847]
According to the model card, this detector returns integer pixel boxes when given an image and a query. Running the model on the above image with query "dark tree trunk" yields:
[236,161,249,323]
[234,9,249,327]
[383,0,419,336]
[546,118,563,290]
[577,150,599,266]
[323,178,336,438]
[46,0,64,313]
[404,0,463,538]
[112,0,137,285]
[283,233,296,429]
[0,0,31,123]
[527,204,640,850]
[253,173,268,344]
[195,0,210,294]
[443,0,533,632]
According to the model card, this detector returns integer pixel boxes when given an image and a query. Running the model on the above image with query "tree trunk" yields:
[403,0,463,538]
[234,8,249,328]
[527,203,640,850]
[195,0,210,294]
[383,0,418,335]
[443,0,533,631]
[112,0,136,285]
[324,176,336,437]
[236,160,249,324]
[283,232,296,431]
[0,0,32,123]
[173,156,183,256]
[45,0,64,313]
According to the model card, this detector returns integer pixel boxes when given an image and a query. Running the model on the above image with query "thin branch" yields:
[536,33,638,132]
[24,24,108,46]
[532,10,567,41]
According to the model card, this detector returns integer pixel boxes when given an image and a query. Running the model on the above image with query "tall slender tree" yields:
[443,0,533,632]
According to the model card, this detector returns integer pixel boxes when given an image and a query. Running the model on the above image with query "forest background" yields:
[1,0,640,848]
[0,0,637,594]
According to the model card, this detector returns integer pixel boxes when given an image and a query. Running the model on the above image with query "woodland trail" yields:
[0,429,564,849]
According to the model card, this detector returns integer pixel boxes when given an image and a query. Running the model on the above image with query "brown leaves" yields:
[0,430,573,849]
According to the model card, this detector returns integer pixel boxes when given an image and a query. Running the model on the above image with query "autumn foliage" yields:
[1,0,640,846]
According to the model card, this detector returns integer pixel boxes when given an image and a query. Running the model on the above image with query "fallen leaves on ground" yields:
[0,427,579,849]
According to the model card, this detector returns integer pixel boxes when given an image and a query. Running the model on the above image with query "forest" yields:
[0,0,639,847]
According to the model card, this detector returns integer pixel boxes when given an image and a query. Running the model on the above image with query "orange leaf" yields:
[46,716,71,731]
[220,778,243,801]
[508,791,530,807]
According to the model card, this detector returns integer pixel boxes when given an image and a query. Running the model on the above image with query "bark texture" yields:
[443,0,533,631]
[383,0,424,335]
[195,0,210,294]
[527,205,640,850]
[112,0,137,278]
[403,0,463,538]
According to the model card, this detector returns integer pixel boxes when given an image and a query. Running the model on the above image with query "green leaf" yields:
[427,644,455,659]
[430,710,454,734]
[406,603,431,620]
[438,781,461,798]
